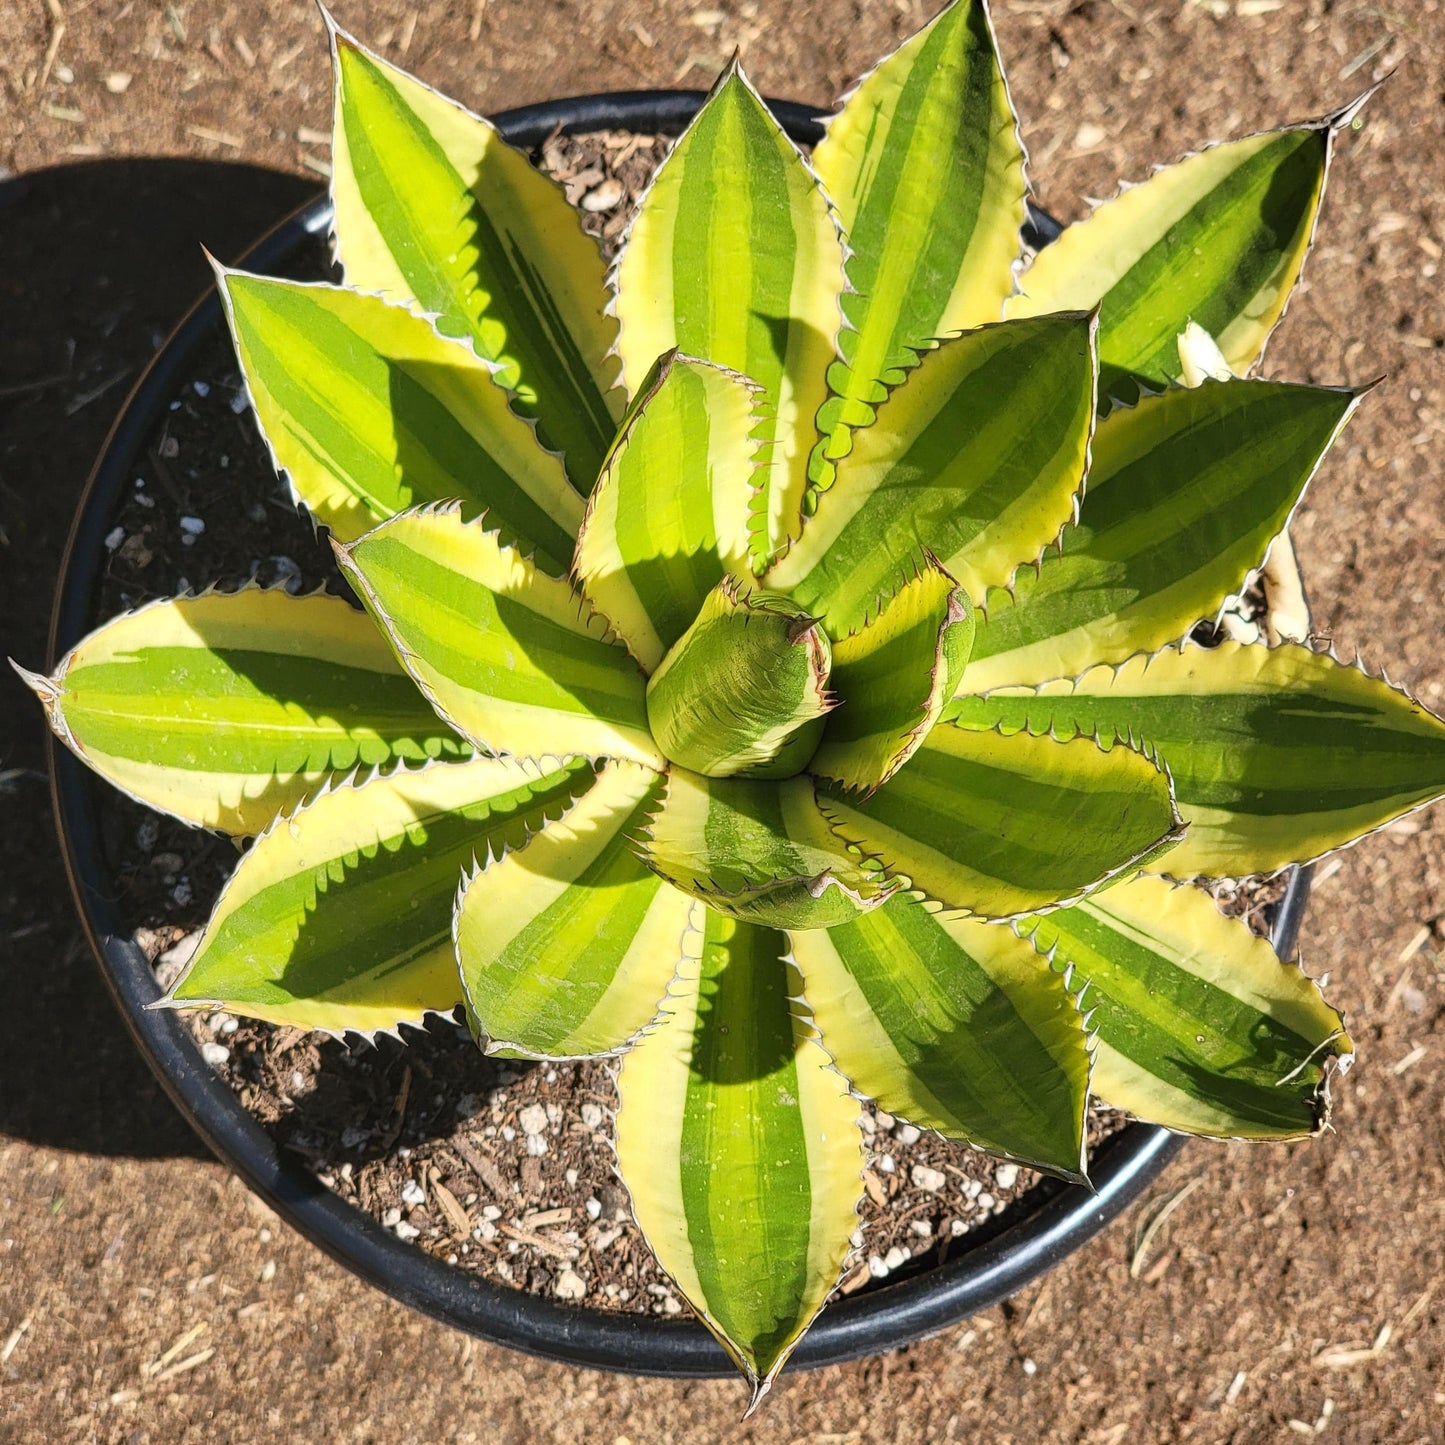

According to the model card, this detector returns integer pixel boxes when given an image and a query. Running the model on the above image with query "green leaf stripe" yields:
[643,770,898,929]
[810,557,974,791]
[810,0,1025,486]
[574,350,761,671]
[615,912,863,1406]
[330,29,621,487]
[820,722,1182,919]
[220,271,583,565]
[169,756,595,1034]
[339,505,661,768]
[457,761,692,1059]
[1022,875,1350,1137]
[791,893,1089,1178]
[768,313,1097,634]
[21,587,464,836]
[644,583,833,780]
[1007,122,1332,409]
[613,63,845,564]
[952,640,1445,875]
[966,378,1362,692]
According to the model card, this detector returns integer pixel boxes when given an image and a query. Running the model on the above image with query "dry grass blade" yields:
[1314,1323,1392,1369]
[186,124,243,148]
[143,1321,208,1377]
[153,1347,215,1383]
[1392,1045,1427,1076]
[499,1223,575,1260]
[1129,1177,1203,1279]
[379,1065,412,1150]
[428,1169,474,1237]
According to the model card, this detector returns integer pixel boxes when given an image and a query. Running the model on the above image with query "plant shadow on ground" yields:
[0,157,318,1159]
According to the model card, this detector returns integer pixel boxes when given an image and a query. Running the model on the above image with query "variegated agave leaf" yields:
[19,0,1444,1409]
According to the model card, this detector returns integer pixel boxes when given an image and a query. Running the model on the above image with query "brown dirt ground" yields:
[2,0,1443,1440]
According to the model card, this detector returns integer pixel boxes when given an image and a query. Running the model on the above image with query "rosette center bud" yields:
[645,579,835,779]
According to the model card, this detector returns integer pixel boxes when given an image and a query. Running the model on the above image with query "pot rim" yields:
[46,88,1310,1379]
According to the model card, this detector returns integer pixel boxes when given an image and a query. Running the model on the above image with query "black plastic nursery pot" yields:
[48,91,1311,1380]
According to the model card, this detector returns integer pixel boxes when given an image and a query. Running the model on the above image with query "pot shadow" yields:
[1,157,319,1159]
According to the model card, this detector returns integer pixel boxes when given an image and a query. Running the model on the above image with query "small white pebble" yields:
[962,1178,982,1200]
[909,1218,934,1238]
[1022,1357,1038,1376]
[394,1220,420,1242]
[580,1103,604,1130]
[580,177,626,212]
[104,526,125,552]
[995,1165,1019,1191]
[884,1245,910,1270]
[199,1041,230,1067]
[877,1153,896,1174]
[206,1012,233,1034]
[564,1168,578,1187]
[911,1164,947,1193]
[584,1198,602,1221]
[867,1254,889,1279]
[554,1268,588,1301]
[179,515,205,535]
[849,1228,865,1249]
[400,1178,425,1207]
[500,1125,516,1142]
[192,380,210,397]
[382,1208,401,1227]
[875,1111,896,1131]
[481,1205,501,1221]
[518,1103,549,1137]
[661,1294,682,1315]
[977,1191,996,1211]
[475,1220,497,1241]
[895,1123,921,1146]
[229,390,250,414]
[289,1070,304,1092]
[858,1113,877,1136]
[950,1218,967,1237]
[524,1133,548,1158]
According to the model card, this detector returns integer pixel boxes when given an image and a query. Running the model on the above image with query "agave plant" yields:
[20,0,1445,1407]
